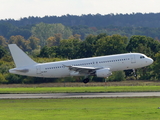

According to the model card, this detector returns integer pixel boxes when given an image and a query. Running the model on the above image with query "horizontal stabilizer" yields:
[9,68,29,73]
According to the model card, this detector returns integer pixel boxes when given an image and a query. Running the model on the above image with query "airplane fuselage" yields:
[9,53,153,78]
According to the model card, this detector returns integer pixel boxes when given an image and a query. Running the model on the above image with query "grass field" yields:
[0,81,160,94]
[0,81,160,120]
[1,81,160,88]
[0,86,160,94]
[0,98,160,120]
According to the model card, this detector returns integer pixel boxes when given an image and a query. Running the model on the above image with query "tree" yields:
[58,38,81,59]
[31,23,72,47]
[5,74,22,84]
[39,46,51,58]
[0,22,17,39]
[77,34,97,58]
[152,52,160,80]
[54,33,62,46]
[0,46,7,59]
[7,28,31,39]
[28,36,40,50]
[8,35,28,51]
[46,36,56,47]
[95,34,128,56]
[31,22,53,47]
[126,35,160,58]
[0,36,7,47]
[0,73,7,84]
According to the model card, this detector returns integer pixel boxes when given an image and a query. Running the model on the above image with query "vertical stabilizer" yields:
[8,44,37,68]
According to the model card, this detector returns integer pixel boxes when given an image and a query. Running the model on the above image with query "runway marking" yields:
[1,92,160,99]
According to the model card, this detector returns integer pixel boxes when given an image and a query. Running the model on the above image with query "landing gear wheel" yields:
[83,78,89,84]
[133,69,137,80]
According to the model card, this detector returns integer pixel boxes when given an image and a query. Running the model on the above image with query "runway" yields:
[1,92,160,99]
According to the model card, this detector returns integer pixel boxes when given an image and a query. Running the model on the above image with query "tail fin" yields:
[8,44,37,68]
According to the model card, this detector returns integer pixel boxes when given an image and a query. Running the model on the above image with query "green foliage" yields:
[0,22,17,39]
[108,71,126,81]
[0,98,160,120]
[1,86,160,94]
[0,73,7,83]
[31,49,40,57]
[77,35,96,58]
[39,46,51,58]
[28,36,40,50]
[0,36,7,47]
[0,32,160,83]
[1,55,13,62]
[95,34,128,56]
[58,38,81,59]
[0,61,14,74]
[31,23,72,47]
[33,57,65,63]
[0,46,7,59]
[152,52,160,80]
[22,77,37,84]
[5,74,21,84]
[8,35,31,51]
[126,35,159,58]
[2,14,160,40]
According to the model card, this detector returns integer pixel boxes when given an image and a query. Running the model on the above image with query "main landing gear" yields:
[83,78,90,84]
[133,69,137,79]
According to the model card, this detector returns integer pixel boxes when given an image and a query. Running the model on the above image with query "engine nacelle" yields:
[96,68,112,77]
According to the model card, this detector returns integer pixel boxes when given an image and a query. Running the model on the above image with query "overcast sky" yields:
[0,0,160,20]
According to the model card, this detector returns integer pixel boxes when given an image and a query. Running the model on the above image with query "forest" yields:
[1,13,160,27]
[1,13,160,40]
[0,13,160,84]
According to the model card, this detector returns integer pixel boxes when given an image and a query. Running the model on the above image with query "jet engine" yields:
[96,68,112,77]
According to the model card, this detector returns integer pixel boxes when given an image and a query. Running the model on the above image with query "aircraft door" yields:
[36,65,42,76]
[131,55,136,63]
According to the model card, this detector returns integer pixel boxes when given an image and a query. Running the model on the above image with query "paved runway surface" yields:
[1,92,160,99]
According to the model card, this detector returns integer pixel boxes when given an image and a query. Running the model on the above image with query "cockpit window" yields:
[140,56,145,59]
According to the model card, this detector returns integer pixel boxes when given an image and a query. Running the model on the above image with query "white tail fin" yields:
[8,44,37,68]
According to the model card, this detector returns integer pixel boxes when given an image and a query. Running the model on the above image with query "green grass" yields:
[0,98,160,120]
[0,86,160,94]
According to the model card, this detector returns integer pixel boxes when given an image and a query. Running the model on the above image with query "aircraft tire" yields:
[83,78,89,84]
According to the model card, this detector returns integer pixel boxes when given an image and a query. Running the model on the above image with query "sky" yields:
[0,0,160,20]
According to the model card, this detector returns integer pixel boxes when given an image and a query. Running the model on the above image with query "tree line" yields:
[1,13,160,27]
[0,22,160,42]
[0,33,160,84]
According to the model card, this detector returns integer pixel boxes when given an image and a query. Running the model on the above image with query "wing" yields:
[63,65,102,75]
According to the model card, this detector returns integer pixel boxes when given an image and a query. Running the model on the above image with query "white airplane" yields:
[8,44,153,83]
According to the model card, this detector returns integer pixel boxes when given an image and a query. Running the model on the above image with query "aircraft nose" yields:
[148,58,154,64]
